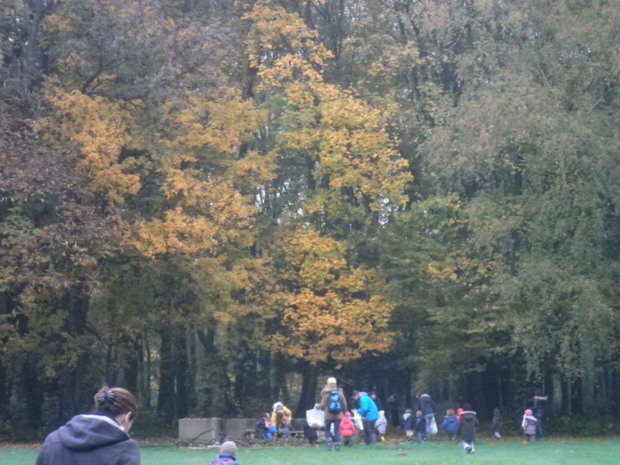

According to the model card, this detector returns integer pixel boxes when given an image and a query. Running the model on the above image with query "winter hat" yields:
[524,409,533,415]
[327,377,337,385]
[220,441,237,456]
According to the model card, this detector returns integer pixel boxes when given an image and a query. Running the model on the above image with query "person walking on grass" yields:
[416,391,437,439]
[456,403,479,454]
[522,409,538,442]
[36,386,140,465]
[316,377,348,451]
[441,408,458,441]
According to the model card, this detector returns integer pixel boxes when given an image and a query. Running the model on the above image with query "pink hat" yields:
[524,409,533,415]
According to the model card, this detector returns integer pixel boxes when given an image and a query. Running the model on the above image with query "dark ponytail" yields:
[94,387,138,419]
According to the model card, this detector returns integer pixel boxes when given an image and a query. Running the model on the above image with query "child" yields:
[441,408,458,441]
[456,407,464,421]
[255,413,272,439]
[375,410,388,442]
[210,441,240,465]
[402,408,415,442]
[492,407,503,439]
[456,404,479,453]
[304,420,319,446]
[522,409,538,441]
[340,411,356,446]
[414,410,427,442]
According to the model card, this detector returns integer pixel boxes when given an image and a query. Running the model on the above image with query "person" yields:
[522,408,538,442]
[210,441,239,465]
[370,391,384,412]
[387,393,401,427]
[456,407,464,422]
[315,377,348,451]
[416,391,437,439]
[36,386,140,465]
[402,408,415,442]
[270,402,292,437]
[339,411,356,447]
[456,403,479,454]
[375,410,387,442]
[441,408,458,441]
[354,390,379,444]
[532,390,548,439]
[414,410,426,442]
[255,412,272,439]
[492,407,503,439]
[303,420,319,446]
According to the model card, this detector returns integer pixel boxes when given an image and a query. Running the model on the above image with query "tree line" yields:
[0,0,618,437]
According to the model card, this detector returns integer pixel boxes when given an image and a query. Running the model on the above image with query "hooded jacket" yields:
[36,414,140,465]
[456,410,479,443]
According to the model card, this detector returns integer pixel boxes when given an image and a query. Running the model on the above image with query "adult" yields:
[387,393,401,427]
[270,402,292,437]
[354,390,379,444]
[532,390,548,439]
[416,391,437,439]
[315,377,348,451]
[369,391,383,412]
[36,386,140,465]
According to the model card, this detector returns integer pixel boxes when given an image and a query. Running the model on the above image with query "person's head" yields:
[220,441,237,457]
[416,410,422,417]
[327,377,337,387]
[446,408,455,416]
[462,403,472,411]
[94,386,138,432]
[493,408,501,415]
[405,408,412,414]
[525,409,533,415]
[345,411,352,417]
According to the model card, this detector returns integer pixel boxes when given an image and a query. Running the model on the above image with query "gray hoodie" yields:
[36,414,140,465]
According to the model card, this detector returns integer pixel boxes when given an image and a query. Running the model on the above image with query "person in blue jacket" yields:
[36,386,140,465]
[441,408,458,440]
[354,391,379,444]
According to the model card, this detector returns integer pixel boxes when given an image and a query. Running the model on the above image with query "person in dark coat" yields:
[416,391,437,439]
[456,404,479,453]
[36,386,140,465]
[532,390,548,439]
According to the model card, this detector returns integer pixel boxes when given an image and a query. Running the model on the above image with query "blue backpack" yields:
[328,390,342,414]
[210,459,236,465]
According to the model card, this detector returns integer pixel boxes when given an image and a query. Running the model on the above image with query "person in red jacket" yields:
[339,411,356,447]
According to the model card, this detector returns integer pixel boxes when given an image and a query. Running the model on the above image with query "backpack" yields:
[328,390,342,414]
[210,459,235,465]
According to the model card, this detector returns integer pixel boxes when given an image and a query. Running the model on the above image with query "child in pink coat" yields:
[340,411,357,446]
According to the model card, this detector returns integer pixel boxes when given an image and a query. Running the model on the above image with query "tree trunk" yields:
[295,362,318,417]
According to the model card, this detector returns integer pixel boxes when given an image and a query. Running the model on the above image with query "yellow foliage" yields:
[41,88,142,204]
[271,229,395,363]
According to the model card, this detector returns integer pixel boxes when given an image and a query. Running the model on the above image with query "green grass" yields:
[3,438,620,465]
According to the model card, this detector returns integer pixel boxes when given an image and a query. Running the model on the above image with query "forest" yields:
[0,0,618,437]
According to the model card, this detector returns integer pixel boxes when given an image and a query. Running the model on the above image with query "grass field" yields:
[3,437,619,465]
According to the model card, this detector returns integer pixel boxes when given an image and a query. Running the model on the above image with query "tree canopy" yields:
[0,0,618,434]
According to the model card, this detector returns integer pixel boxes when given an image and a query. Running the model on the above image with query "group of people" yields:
[35,382,550,465]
